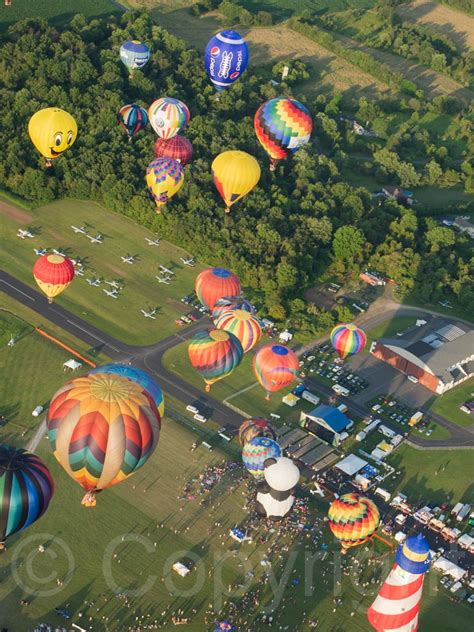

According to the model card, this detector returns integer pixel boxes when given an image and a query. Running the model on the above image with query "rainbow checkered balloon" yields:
[330,323,367,360]
[254,97,312,167]
[328,492,380,549]
[242,436,282,477]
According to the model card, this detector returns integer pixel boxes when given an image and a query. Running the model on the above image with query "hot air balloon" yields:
[146,157,184,211]
[28,108,77,167]
[204,30,249,92]
[0,444,54,549]
[253,344,299,400]
[212,150,260,213]
[187,329,243,392]
[212,296,255,321]
[213,622,236,632]
[46,373,161,507]
[254,97,312,171]
[238,418,276,447]
[328,492,380,550]
[154,135,193,166]
[118,104,148,141]
[148,97,190,140]
[256,456,300,518]
[330,323,367,360]
[242,437,281,478]
[195,267,241,311]
[33,254,75,304]
[120,40,150,76]
[88,364,164,418]
[215,309,261,353]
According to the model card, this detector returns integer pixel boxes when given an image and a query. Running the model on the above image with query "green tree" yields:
[332,226,367,263]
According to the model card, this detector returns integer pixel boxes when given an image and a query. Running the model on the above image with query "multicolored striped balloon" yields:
[212,296,255,321]
[0,444,54,548]
[33,253,75,304]
[188,329,243,391]
[154,135,193,166]
[118,104,148,140]
[238,418,276,447]
[148,97,190,140]
[146,157,184,210]
[195,267,241,311]
[215,309,261,353]
[242,437,282,477]
[328,492,380,550]
[254,97,312,170]
[46,374,161,507]
[88,364,164,418]
[253,344,299,399]
[330,323,367,360]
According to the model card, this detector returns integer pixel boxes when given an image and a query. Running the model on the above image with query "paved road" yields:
[1,270,473,448]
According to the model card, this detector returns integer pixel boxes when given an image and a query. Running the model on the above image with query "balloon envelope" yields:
[195,267,241,311]
[154,135,193,166]
[242,437,282,477]
[118,104,148,138]
[253,344,299,397]
[146,157,184,209]
[215,309,261,353]
[28,108,77,161]
[204,30,249,91]
[328,492,380,549]
[212,296,255,321]
[89,364,164,417]
[188,328,243,391]
[46,374,161,505]
[120,40,150,70]
[148,97,190,140]
[0,444,54,546]
[238,418,276,447]
[33,254,75,301]
[212,150,260,212]
[330,323,367,360]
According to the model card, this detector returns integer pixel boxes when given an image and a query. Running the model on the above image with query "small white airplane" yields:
[155,276,171,285]
[87,234,103,244]
[53,248,67,257]
[86,277,101,287]
[180,257,195,267]
[105,280,122,290]
[75,268,85,277]
[33,247,48,256]
[145,237,160,246]
[71,225,87,235]
[159,265,174,276]
[70,257,83,267]
[17,229,34,239]
[141,308,156,319]
[121,255,135,264]
[103,288,118,298]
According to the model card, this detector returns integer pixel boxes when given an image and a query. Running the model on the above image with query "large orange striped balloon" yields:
[328,493,380,550]
[33,254,75,303]
[215,309,261,353]
[253,344,299,399]
[194,267,241,311]
[46,373,161,507]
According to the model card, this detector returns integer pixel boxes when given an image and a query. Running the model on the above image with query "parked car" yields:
[32,405,44,417]
[187,313,198,322]
[175,319,184,326]
[194,414,207,423]
[186,405,199,415]
[407,375,419,383]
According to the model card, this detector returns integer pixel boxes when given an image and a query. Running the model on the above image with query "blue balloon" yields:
[89,364,164,417]
[120,40,151,71]
[204,30,249,92]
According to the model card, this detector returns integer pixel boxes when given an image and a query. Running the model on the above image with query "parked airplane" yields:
[159,265,174,276]
[86,278,101,287]
[87,234,103,244]
[71,225,87,235]
[121,255,135,264]
[145,237,160,246]
[75,268,85,277]
[180,257,195,267]
[155,276,170,285]
[53,248,67,257]
[103,288,118,298]
[105,280,122,290]
[33,247,48,256]
[17,229,34,239]
[141,308,156,319]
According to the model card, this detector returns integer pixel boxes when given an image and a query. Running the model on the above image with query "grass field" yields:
[426,378,474,428]
[0,199,205,345]
[365,316,416,347]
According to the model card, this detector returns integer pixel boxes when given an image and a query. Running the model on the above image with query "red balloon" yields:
[153,135,193,166]
[33,254,75,303]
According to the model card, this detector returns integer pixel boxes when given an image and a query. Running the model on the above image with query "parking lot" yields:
[299,344,369,396]
[368,394,438,438]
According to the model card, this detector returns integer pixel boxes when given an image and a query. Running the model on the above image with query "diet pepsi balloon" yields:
[204,30,249,92]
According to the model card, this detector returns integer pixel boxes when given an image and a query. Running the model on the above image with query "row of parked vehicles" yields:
[299,345,369,395]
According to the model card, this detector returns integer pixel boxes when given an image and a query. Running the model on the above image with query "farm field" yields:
[0,199,204,345]
[0,0,121,30]
[426,378,474,428]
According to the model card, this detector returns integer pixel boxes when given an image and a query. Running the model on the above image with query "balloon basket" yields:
[0,540,5,551]
[128,136,132,143]
[44,159,53,168]
[47,298,53,305]
[265,394,270,401]
[269,161,277,172]
[205,384,211,392]
[81,491,97,508]
[224,207,230,214]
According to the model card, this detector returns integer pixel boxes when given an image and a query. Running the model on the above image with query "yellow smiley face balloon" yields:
[28,108,78,165]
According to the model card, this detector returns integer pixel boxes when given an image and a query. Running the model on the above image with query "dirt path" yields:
[0,199,33,224]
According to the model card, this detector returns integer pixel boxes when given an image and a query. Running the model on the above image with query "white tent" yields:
[63,359,82,371]
[172,562,191,577]
[335,454,367,476]
[432,557,467,580]
[279,330,293,343]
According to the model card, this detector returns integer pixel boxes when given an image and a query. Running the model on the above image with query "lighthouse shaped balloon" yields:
[205,30,249,93]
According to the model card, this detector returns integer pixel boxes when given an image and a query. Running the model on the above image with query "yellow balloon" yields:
[28,108,77,164]
[212,150,261,213]
[145,157,184,213]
